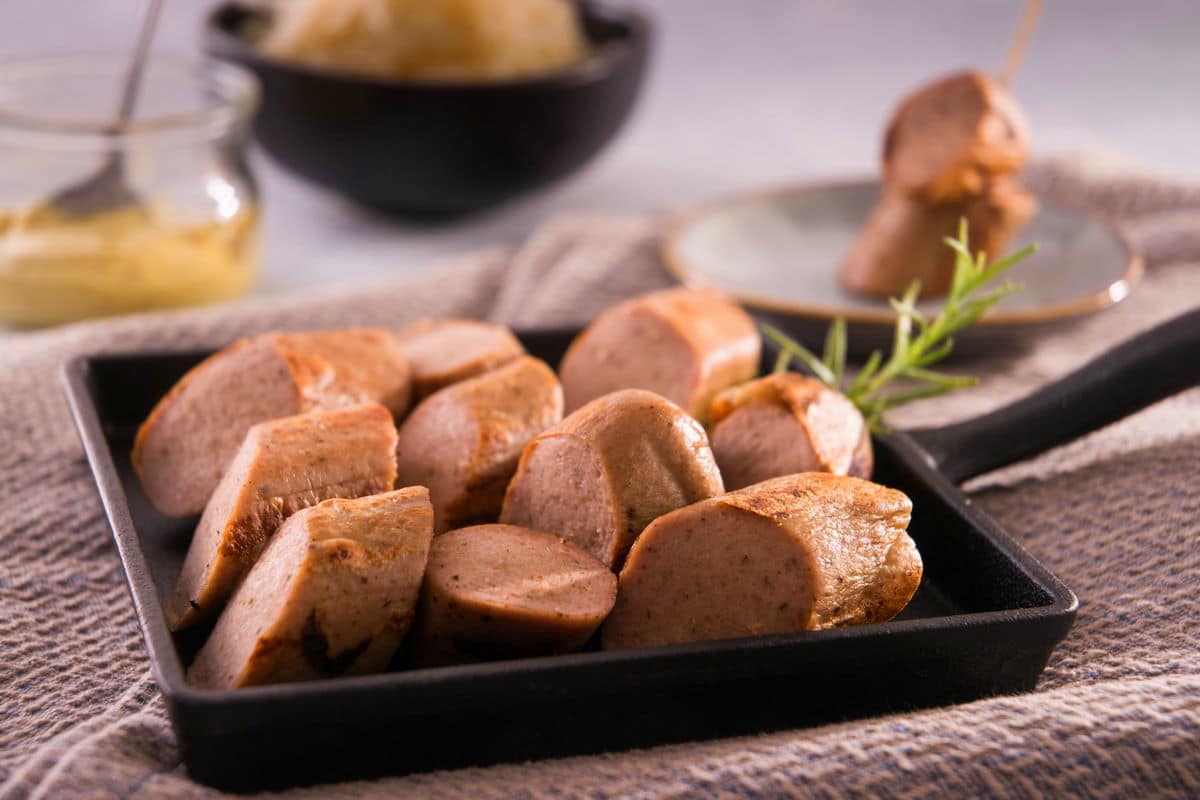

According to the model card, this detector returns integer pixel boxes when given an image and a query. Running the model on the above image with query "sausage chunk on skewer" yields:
[841,70,1036,299]
[839,178,1035,298]
[883,70,1030,204]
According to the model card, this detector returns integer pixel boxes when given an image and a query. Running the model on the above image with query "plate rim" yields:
[662,177,1144,327]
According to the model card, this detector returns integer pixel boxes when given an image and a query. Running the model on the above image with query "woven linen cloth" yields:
[2,152,1199,799]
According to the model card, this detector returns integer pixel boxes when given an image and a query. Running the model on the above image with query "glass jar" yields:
[0,54,261,328]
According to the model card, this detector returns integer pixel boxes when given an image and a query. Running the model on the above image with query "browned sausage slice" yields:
[500,389,725,569]
[394,318,525,401]
[407,524,616,666]
[269,330,413,414]
[187,487,434,689]
[558,287,761,420]
[838,178,1036,298]
[883,70,1030,203]
[709,373,872,489]
[394,356,563,532]
[166,403,399,631]
[602,473,921,650]
[133,329,411,517]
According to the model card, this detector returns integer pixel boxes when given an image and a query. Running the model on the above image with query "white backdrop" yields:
[3,0,1198,298]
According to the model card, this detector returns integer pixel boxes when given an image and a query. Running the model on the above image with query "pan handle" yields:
[905,308,1200,484]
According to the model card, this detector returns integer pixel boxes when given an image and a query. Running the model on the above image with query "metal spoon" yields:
[47,0,164,218]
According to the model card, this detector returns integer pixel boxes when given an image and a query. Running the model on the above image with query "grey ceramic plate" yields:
[664,180,1142,354]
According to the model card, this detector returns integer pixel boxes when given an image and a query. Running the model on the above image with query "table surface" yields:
[4,0,1199,303]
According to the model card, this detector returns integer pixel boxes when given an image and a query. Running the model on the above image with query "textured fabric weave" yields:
[2,154,1198,798]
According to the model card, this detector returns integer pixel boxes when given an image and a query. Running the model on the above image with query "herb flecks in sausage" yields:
[408,525,615,667]
[602,473,921,650]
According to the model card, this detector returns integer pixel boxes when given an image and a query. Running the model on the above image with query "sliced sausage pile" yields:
[135,289,922,690]
[839,70,1035,298]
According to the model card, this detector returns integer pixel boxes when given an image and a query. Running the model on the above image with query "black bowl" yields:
[205,2,651,218]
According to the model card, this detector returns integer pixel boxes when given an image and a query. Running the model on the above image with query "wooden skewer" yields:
[999,0,1044,86]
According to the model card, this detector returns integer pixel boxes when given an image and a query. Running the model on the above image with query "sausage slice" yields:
[839,178,1036,298]
[134,329,411,517]
[709,373,872,489]
[394,356,563,532]
[394,318,525,401]
[602,473,921,650]
[500,389,725,569]
[268,330,413,414]
[166,403,399,631]
[407,524,616,667]
[883,70,1030,203]
[188,488,434,689]
[558,287,761,420]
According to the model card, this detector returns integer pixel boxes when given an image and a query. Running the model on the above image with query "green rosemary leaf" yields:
[773,348,792,374]
[981,243,1037,280]
[952,283,1023,330]
[874,380,972,410]
[761,323,837,385]
[890,280,921,359]
[904,367,978,388]
[822,317,847,387]
[849,349,883,395]
[910,337,955,367]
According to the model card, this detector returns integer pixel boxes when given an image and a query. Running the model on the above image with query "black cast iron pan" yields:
[61,308,1200,791]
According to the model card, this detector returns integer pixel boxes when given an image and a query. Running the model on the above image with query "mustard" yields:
[0,202,258,328]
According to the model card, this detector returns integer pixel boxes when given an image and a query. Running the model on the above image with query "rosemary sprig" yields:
[763,218,1036,433]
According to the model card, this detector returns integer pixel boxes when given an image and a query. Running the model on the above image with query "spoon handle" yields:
[112,0,164,131]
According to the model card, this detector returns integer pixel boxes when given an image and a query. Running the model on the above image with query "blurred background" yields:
[2,0,1197,306]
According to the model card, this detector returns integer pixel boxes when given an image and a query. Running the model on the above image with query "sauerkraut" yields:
[262,0,589,81]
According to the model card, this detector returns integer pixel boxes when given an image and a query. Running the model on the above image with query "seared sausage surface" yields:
[270,330,413,414]
[558,288,760,420]
[188,488,433,689]
[134,329,411,517]
[839,178,1035,298]
[500,389,725,569]
[166,403,398,631]
[407,524,616,666]
[709,373,872,489]
[394,318,525,401]
[395,356,563,532]
[602,473,921,650]
[883,70,1030,203]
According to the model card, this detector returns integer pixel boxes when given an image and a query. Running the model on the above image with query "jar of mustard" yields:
[0,55,261,328]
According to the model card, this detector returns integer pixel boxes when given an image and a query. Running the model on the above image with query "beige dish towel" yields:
[2,153,1199,799]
